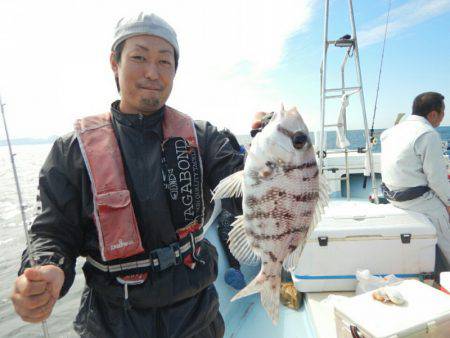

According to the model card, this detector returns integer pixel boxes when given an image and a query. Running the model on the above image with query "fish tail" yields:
[261,275,281,324]
[231,274,264,301]
[231,273,281,324]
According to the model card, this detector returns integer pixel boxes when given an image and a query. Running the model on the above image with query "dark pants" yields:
[191,312,224,338]
[74,284,224,338]
[217,200,241,270]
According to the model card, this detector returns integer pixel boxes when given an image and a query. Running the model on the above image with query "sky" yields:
[0,0,449,139]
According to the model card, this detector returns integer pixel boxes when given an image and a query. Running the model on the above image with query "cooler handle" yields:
[350,325,363,338]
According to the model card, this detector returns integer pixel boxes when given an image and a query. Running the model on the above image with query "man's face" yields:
[110,35,176,115]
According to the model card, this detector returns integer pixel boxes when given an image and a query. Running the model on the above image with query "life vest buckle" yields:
[189,233,205,265]
[151,242,182,271]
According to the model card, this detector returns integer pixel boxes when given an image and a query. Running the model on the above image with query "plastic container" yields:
[293,200,436,292]
[335,280,450,338]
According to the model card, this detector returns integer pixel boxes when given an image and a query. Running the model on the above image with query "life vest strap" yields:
[86,231,204,274]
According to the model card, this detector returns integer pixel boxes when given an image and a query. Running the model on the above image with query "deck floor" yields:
[207,220,317,338]
[224,295,315,338]
[305,292,354,338]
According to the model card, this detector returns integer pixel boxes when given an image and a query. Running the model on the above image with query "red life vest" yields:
[74,106,205,279]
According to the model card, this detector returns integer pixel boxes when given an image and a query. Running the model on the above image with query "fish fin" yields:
[319,173,330,200]
[310,207,322,232]
[231,272,281,323]
[310,173,330,231]
[228,216,260,266]
[212,170,244,200]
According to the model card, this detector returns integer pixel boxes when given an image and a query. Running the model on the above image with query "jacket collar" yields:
[406,114,433,127]
[110,100,165,130]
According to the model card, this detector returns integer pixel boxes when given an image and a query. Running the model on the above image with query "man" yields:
[11,13,245,337]
[380,92,450,268]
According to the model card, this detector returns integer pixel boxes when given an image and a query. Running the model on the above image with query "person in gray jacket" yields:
[10,12,246,337]
[381,92,450,269]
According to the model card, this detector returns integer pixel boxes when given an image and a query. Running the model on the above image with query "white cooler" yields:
[334,280,450,338]
[293,200,437,292]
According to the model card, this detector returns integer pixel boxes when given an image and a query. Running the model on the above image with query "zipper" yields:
[155,308,162,336]
[138,113,144,144]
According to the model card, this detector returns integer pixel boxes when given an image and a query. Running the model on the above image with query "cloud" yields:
[162,0,317,134]
[175,0,314,70]
[0,0,315,138]
[358,0,450,47]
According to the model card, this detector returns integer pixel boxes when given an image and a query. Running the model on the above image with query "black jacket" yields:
[19,101,244,336]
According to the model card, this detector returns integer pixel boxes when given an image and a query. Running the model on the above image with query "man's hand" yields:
[251,112,273,137]
[252,112,269,129]
[11,265,64,323]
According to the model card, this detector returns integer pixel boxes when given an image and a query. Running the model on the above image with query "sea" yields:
[1,127,450,337]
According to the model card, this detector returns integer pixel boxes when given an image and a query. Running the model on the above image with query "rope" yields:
[369,0,392,143]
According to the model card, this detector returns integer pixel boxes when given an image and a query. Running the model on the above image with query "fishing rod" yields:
[0,94,50,338]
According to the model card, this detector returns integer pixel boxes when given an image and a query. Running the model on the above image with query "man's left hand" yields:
[251,112,269,129]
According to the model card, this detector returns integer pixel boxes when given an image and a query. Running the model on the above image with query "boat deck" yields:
[209,221,354,338]
[305,292,354,338]
[208,222,318,338]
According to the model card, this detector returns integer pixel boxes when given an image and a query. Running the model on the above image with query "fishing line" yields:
[369,0,392,143]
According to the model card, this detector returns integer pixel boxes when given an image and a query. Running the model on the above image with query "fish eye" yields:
[292,131,308,149]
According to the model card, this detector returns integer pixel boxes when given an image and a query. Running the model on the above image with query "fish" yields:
[213,105,329,323]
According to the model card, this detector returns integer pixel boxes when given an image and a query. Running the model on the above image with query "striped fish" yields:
[213,106,328,323]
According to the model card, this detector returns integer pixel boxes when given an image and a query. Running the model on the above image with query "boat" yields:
[205,1,443,337]
[1,2,446,337]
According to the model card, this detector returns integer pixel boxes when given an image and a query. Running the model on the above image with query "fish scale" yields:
[213,106,329,323]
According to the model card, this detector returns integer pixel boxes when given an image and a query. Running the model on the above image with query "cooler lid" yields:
[310,200,436,240]
[335,280,450,337]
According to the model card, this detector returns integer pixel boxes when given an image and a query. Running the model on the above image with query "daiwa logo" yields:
[110,239,135,251]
